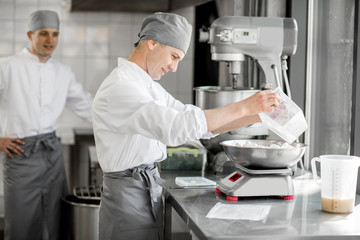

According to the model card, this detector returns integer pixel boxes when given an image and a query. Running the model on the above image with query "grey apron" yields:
[3,131,67,240]
[99,164,165,240]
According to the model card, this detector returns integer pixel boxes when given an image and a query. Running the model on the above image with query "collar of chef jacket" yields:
[21,48,53,65]
[117,57,157,99]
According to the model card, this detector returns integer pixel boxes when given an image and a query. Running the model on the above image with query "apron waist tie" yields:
[105,164,166,220]
[22,132,58,167]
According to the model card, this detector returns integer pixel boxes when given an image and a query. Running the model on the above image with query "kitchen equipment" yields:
[195,16,299,174]
[73,185,101,200]
[221,140,307,169]
[194,86,268,144]
[193,86,268,174]
[194,86,258,109]
[259,87,308,144]
[62,186,101,240]
[159,144,207,172]
[311,155,360,213]
[200,16,297,90]
[62,194,100,240]
[175,176,216,187]
[89,146,103,186]
[215,140,307,200]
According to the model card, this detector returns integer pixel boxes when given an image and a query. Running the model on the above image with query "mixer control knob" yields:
[199,28,210,42]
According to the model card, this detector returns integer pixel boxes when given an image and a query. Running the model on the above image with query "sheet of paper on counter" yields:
[206,202,271,221]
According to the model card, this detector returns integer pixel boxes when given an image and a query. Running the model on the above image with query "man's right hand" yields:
[203,90,280,134]
[0,138,25,159]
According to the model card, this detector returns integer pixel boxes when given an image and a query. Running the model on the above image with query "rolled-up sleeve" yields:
[155,82,214,140]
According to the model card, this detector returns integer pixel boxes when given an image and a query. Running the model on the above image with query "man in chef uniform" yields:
[0,10,93,240]
[92,12,280,240]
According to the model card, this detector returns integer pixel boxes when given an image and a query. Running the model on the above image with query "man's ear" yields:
[147,40,158,50]
[27,31,32,41]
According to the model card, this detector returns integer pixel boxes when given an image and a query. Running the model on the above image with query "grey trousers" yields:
[3,132,67,240]
[99,164,165,240]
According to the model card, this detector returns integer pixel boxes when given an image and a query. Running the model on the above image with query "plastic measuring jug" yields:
[311,155,360,213]
[259,87,308,144]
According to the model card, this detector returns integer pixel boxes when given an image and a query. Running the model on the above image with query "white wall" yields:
[0,0,196,131]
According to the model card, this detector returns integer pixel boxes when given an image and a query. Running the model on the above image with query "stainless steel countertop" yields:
[161,171,360,240]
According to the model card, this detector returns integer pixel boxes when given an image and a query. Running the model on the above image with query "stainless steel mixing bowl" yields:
[194,86,268,155]
[220,139,308,169]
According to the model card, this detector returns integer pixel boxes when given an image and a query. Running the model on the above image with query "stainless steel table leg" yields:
[164,197,172,240]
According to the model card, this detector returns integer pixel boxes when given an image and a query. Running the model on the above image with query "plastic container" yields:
[311,155,360,213]
[259,87,308,143]
[175,176,216,187]
[159,146,207,171]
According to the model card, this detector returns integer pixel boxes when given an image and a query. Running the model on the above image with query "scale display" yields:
[229,172,242,182]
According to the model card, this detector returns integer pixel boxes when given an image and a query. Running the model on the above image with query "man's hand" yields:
[0,138,25,159]
[203,90,281,134]
[238,90,281,116]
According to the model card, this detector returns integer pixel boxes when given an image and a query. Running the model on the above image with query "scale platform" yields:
[216,165,295,201]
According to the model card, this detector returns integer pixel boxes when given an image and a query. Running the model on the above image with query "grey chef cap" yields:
[28,10,60,32]
[135,12,192,54]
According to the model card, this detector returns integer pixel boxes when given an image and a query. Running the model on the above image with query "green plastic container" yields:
[159,146,207,171]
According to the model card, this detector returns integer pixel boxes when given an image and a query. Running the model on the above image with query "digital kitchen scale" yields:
[216,164,295,201]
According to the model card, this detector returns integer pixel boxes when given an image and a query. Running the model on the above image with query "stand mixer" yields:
[199,16,297,90]
[195,16,306,200]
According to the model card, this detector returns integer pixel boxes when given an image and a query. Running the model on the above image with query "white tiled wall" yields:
[0,0,196,130]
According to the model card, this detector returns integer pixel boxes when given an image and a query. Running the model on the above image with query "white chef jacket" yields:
[0,48,93,138]
[92,58,213,172]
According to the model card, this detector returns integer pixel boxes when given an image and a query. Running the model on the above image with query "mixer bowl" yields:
[220,140,308,169]
[194,86,268,155]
